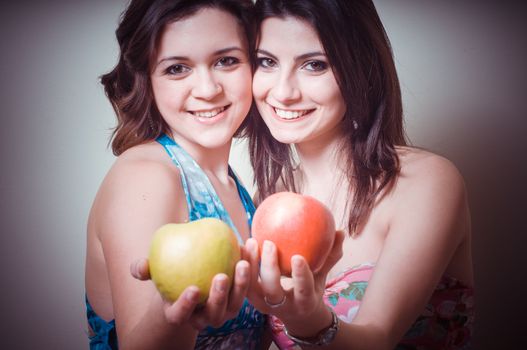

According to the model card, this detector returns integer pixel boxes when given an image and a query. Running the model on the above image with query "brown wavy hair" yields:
[101,0,255,155]
[245,0,407,235]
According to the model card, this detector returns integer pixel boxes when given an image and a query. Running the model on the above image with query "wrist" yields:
[283,306,339,347]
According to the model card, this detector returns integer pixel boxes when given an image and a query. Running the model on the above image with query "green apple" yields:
[149,218,241,304]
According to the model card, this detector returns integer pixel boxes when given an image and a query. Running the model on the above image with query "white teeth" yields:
[192,106,226,118]
[274,108,310,120]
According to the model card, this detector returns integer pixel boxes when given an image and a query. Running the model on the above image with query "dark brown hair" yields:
[246,0,407,235]
[101,0,255,155]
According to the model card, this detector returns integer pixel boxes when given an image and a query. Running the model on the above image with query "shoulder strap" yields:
[156,134,244,244]
[228,167,256,233]
[156,134,194,218]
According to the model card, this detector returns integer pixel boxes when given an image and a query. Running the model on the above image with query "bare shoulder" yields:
[91,142,186,235]
[395,146,466,195]
[388,147,469,239]
[107,142,181,193]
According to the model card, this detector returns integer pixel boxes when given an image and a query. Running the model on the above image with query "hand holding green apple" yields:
[149,218,241,304]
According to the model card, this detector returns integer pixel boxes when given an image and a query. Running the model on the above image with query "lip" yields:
[188,104,231,124]
[268,104,316,122]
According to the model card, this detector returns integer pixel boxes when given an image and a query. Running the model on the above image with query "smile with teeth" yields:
[274,107,314,120]
[190,106,227,118]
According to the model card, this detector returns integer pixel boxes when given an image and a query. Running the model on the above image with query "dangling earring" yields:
[352,120,359,130]
[148,115,156,132]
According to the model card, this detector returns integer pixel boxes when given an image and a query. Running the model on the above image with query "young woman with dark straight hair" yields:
[244,0,475,349]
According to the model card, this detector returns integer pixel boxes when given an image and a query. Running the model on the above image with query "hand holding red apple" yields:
[243,230,345,332]
[252,192,337,276]
[244,192,344,330]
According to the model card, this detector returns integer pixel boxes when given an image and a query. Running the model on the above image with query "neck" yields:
[295,132,348,198]
[295,133,353,231]
[172,134,233,185]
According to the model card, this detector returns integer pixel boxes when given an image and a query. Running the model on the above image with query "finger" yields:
[317,230,345,277]
[291,255,316,310]
[259,240,285,304]
[163,286,200,326]
[244,238,262,289]
[240,240,252,262]
[226,260,250,317]
[241,239,269,312]
[130,258,151,281]
[200,273,230,328]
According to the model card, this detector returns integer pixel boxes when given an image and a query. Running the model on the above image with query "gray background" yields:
[1,0,525,348]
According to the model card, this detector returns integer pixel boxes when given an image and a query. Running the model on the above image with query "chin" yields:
[199,132,235,149]
[196,138,230,150]
[268,129,305,145]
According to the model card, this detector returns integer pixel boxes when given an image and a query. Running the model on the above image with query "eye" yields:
[257,57,277,69]
[165,64,191,75]
[216,56,240,67]
[302,60,328,72]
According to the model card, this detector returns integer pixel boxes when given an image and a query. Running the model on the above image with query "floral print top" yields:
[270,262,475,350]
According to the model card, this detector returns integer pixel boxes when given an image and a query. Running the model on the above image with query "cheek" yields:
[322,89,345,114]
[252,71,271,102]
[327,88,346,119]
[306,78,345,114]
[227,68,252,104]
[151,82,167,115]
[152,80,184,114]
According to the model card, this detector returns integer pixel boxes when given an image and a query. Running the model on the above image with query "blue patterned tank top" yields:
[86,134,265,349]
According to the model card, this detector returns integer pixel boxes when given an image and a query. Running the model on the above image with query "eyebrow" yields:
[256,49,327,62]
[156,46,245,67]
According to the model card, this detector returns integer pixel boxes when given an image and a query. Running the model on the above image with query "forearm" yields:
[282,307,393,350]
[117,297,199,350]
[121,321,198,350]
[331,322,391,350]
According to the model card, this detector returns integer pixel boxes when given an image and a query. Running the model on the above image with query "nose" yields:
[192,68,222,100]
[271,71,301,104]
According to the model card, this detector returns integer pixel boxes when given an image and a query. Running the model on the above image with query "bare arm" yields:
[95,154,253,349]
[247,154,472,349]
[347,155,471,345]
[97,158,198,349]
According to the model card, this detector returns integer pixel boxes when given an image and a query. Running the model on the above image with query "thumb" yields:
[317,230,345,276]
[130,258,151,281]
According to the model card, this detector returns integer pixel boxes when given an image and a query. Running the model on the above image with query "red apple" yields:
[252,191,336,276]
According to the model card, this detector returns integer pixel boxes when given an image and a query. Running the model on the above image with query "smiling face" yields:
[253,16,346,146]
[150,8,252,152]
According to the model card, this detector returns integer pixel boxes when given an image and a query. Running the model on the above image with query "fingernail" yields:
[292,255,303,269]
[263,240,273,253]
[239,263,248,278]
[186,287,199,301]
[215,276,227,292]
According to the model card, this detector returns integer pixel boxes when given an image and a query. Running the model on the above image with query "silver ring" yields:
[264,294,287,308]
